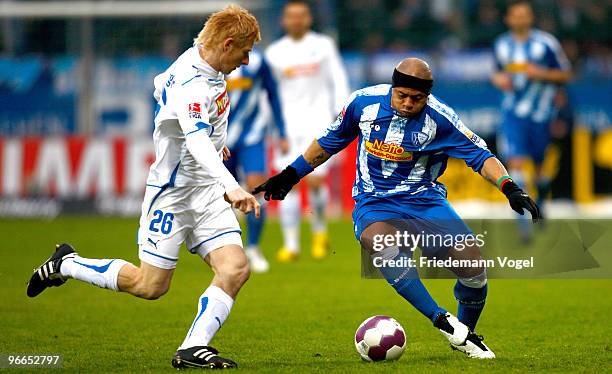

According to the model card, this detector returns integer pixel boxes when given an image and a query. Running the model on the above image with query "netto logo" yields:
[365,139,413,162]
[216,91,229,116]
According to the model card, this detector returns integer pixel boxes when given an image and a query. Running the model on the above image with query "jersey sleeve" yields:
[175,82,239,192]
[544,36,571,71]
[432,105,494,173]
[316,92,359,155]
[492,38,504,72]
[328,39,349,114]
[174,82,213,137]
[260,56,287,138]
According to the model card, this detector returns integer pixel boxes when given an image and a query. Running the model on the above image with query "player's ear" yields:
[222,37,234,52]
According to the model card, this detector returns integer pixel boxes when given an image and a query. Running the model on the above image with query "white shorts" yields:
[273,134,332,177]
[137,184,242,269]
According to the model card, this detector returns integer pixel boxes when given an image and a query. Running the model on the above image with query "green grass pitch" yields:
[1,217,611,373]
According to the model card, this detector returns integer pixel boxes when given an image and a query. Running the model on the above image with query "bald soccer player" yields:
[254,58,541,359]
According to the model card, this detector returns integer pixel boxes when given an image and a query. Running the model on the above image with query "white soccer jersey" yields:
[265,31,349,138]
[147,46,238,192]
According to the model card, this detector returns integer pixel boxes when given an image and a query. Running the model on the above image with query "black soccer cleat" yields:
[171,346,238,369]
[27,243,76,298]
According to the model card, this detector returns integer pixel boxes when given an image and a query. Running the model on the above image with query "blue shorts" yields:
[352,194,472,256]
[224,141,266,179]
[498,112,550,164]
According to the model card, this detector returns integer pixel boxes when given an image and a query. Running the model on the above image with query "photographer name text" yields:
[373,256,534,270]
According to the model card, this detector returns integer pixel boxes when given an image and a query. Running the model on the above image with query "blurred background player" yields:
[491,0,572,240]
[265,0,349,262]
[26,5,261,369]
[224,48,289,273]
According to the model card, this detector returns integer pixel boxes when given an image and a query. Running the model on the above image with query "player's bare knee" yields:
[360,221,398,254]
[227,260,250,288]
[215,257,250,289]
[459,270,488,288]
[447,243,486,278]
[458,266,486,279]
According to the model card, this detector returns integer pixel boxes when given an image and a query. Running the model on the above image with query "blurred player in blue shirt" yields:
[254,58,541,359]
[491,0,571,238]
[224,49,288,273]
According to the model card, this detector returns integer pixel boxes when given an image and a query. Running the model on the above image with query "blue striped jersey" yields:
[317,84,494,200]
[493,29,571,124]
[225,49,286,148]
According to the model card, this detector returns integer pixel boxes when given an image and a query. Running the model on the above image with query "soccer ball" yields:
[354,315,406,361]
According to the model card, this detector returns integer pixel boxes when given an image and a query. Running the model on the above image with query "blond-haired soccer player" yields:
[27,5,260,369]
[265,0,349,261]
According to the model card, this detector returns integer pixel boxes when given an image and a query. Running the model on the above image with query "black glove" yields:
[501,180,542,223]
[252,166,300,201]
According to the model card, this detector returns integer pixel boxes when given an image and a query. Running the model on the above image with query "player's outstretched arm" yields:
[303,139,333,168]
[252,139,331,201]
[525,64,572,83]
[480,157,542,222]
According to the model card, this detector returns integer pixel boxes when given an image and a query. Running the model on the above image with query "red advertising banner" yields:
[0,136,154,199]
[0,136,357,217]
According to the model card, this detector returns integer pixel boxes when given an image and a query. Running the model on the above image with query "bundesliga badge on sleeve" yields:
[189,103,202,119]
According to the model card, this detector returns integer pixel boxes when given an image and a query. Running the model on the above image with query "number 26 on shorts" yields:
[149,210,174,234]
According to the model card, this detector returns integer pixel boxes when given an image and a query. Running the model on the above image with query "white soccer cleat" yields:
[434,313,469,346]
[452,332,496,359]
[245,247,269,273]
[434,312,495,359]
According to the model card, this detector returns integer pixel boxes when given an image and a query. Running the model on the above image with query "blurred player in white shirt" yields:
[27,5,260,369]
[265,0,349,262]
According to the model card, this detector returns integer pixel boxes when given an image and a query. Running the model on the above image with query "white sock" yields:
[180,286,234,349]
[309,187,328,233]
[60,255,128,291]
[246,245,259,253]
[279,190,300,253]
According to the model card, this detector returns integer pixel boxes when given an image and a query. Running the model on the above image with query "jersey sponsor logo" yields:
[365,139,413,162]
[411,131,428,146]
[504,62,528,73]
[216,90,229,116]
[283,63,320,78]
[226,77,253,91]
[189,102,202,119]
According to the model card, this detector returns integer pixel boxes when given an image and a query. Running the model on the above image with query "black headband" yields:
[391,69,433,94]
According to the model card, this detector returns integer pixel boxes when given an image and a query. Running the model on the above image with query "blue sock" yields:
[246,204,265,247]
[376,249,446,322]
[453,280,487,331]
